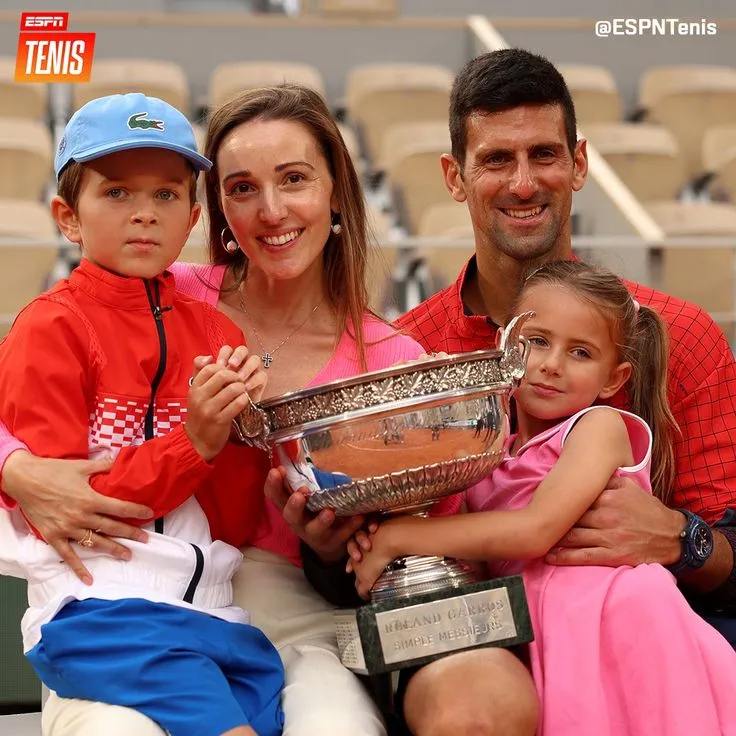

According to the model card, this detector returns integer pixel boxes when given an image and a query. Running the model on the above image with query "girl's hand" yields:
[350,521,401,599]
[346,520,381,567]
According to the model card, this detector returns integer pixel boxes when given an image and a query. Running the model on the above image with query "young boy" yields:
[0,93,284,736]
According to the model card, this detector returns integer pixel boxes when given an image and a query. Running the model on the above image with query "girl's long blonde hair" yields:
[519,261,678,503]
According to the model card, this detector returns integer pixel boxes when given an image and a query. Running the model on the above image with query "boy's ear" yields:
[186,202,201,239]
[598,361,632,400]
[51,196,82,245]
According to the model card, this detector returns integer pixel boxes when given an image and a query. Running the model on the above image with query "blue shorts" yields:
[27,598,284,736]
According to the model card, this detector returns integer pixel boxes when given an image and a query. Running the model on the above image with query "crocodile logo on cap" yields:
[127,112,165,131]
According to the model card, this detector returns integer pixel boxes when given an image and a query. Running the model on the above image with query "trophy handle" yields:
[499,310,535,382]
[230,393,271,452]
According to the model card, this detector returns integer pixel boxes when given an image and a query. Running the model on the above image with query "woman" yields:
[0,84,427,736]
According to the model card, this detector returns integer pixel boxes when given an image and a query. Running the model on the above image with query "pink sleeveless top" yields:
[466,406,652,577]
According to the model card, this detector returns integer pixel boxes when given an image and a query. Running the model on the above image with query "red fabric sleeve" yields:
[666,317,736,522]
[0,298,212,522]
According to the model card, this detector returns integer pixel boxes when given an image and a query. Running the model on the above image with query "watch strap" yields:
[667,510,712,576]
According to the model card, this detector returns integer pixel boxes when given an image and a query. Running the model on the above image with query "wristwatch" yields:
[667,509,714,575]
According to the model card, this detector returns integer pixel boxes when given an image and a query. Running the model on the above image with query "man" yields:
[294,48,736,736]
[397,47,736,614]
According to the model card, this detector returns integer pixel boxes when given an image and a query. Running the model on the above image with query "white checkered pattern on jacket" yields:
[88,396,187,458]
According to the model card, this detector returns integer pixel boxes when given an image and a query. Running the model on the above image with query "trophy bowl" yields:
[233,313,535,674]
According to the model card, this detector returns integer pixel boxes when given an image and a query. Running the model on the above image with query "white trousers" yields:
[42,547,386,736]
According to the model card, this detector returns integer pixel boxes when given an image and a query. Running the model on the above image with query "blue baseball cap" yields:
[55,92,211,179]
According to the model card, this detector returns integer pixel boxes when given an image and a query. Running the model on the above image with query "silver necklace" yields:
[237,286,322,368]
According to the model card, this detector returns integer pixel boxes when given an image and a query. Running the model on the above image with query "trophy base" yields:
[335,575,533,675]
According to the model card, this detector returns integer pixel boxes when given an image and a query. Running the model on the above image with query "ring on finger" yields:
[78,529,95,548]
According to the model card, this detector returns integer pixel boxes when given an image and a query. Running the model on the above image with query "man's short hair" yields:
[449,48,578,167]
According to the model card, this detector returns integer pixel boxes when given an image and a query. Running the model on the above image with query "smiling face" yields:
[52,148,199,279]
[514,283,631,427]
[442,104,587,264]
[216,117,337,284]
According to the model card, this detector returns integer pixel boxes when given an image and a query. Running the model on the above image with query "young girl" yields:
[349,260,736,735]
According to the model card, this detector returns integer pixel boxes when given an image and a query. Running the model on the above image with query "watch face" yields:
[693,525,714,559]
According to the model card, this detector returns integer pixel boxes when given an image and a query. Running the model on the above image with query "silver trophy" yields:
[234,313,534,674]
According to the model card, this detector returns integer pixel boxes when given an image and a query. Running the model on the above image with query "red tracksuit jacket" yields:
[0,258,269,547]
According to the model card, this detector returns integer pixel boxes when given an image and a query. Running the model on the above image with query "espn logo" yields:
[15,12,96,83]
[20,12,68,30]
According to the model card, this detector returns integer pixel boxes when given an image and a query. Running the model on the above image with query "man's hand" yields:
[545,477,684,567]
[3,450,154,585]
[264,466,366,563]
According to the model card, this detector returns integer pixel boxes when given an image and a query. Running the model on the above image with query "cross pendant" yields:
[262,353,273,368]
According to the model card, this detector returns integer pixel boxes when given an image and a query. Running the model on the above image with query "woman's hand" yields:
[391,351,450,368]
[264,466,366,563]
[2,450,154,585]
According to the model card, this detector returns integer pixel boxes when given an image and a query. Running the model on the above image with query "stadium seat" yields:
[379,120,449,173]
[346,63,453,165]
[208,62,326,109]
[382,122,451,233]
[179,214,210,265]
[582,122,687,201]
[558,64,622,124]
[73,59,190,115]
[702,125,736,202]
[338,122,365,176]
[418,202,473,239]
[646,200,736,236]
[415,202,474,289]
[365,204,395,312]
[0,199,60,337]
[191,122,205,152]
[0,57,48,120]
[307,0,398,18]
[0,118,53,201]
[645,201,736,333]
[638,65,736,177]
[0,199,56,239]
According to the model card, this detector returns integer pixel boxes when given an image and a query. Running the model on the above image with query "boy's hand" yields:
[214,345,268,403]
[185,356,254,461]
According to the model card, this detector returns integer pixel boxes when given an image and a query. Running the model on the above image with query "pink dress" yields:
[466,406,736,736]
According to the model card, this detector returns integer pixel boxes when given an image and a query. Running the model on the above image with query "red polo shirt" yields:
[396,258,736,523]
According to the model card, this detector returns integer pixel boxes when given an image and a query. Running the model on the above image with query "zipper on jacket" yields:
[183,544,205,603]
[144,279,172,535]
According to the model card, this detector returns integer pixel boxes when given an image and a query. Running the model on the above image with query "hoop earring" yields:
[220,227,239,254]
[330,213,342,236]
